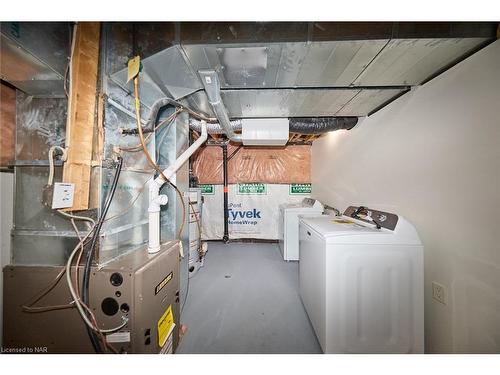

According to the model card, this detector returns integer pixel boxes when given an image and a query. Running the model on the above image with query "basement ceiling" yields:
[111,36,491,118]
[2,22,494,118]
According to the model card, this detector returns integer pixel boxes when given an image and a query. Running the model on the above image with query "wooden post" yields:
[63,22,100,211]
[0,82,16,168]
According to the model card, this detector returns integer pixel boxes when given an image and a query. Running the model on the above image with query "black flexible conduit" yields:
[82,156,123,353]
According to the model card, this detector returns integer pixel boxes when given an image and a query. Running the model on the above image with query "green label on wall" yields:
[289,183,312,195]
[200,184,215,195]
[237,183,267,195]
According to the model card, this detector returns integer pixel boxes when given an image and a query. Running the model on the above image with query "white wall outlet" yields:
[51,182,75,209]
[432,281,447,305]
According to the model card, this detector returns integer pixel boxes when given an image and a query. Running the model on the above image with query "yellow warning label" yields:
[157,305,175,347]
[127,55,141,82]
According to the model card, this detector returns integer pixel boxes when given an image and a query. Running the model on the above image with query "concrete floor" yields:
[177,242,322,354]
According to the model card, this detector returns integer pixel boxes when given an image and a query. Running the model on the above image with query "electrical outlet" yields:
[432,281,447,305]
[52,182,75,209]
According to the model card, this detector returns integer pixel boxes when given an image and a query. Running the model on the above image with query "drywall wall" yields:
[0,172,14,345]
[311,40,500,353]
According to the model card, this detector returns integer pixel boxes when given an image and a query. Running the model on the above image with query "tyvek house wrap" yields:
[200,183,313,240]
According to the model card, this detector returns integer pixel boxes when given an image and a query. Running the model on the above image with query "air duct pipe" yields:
[189,118,242,134]
[198,70,242,143]
[188,117,358,135]
[148,121,208,253]
[288,117,358,134]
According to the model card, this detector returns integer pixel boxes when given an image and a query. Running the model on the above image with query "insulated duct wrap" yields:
[192,144,311,184]
[288,117,358,134]
[188,117,357,135]
[145,97,184,130]
[189,118,242,134]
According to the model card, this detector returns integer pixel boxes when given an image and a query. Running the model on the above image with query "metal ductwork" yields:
[198,69,242,143]
[0,22,70,97]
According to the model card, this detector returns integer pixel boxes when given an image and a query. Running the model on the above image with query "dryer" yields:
[278,198,323,261]
[299,206,424,353]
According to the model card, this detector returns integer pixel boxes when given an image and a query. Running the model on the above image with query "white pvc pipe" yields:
[148,211,161,253]
[148,121,208,253]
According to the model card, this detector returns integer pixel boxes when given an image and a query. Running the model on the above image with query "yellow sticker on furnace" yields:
[157,305,175,347]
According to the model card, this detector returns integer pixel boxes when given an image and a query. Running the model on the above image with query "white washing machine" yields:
[278,198,324,261]
[299,206,424,353]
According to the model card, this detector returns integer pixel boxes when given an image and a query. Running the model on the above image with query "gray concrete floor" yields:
[177,242,322,354]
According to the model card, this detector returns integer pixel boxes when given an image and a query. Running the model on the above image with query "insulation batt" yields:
[192,144,311,184]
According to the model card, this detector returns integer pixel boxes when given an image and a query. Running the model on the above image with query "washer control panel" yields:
[343,206,399,231]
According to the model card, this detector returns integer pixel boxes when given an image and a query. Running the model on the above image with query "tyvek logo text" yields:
[228,204,262,225]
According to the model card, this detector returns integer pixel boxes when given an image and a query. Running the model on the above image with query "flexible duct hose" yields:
[188,117,358,135]
[288,117,358,134]
[189,118,242,134]
[144,97,357,136]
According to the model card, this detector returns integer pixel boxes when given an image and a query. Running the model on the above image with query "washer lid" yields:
[279,203,302,210]
[285,206,324,213]
[300,215,422,245]
[301,215,381,237]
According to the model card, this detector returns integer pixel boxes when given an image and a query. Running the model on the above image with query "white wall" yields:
[311,41,500,353]
[0,171,14,346]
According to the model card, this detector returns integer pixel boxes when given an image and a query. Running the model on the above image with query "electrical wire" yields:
[133,77,169,181]
[47,145,67,186]
[21,211,94,313]
[132,76,186,239]
[154,108,183,160]
[119,109,180,153]
[66,219,128,335]
[103,178,148,223]
[57,209,95,228]
[103,110,184,227]
[21,264,76,313]
[71,220,119,354]
[81,156,123,353]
